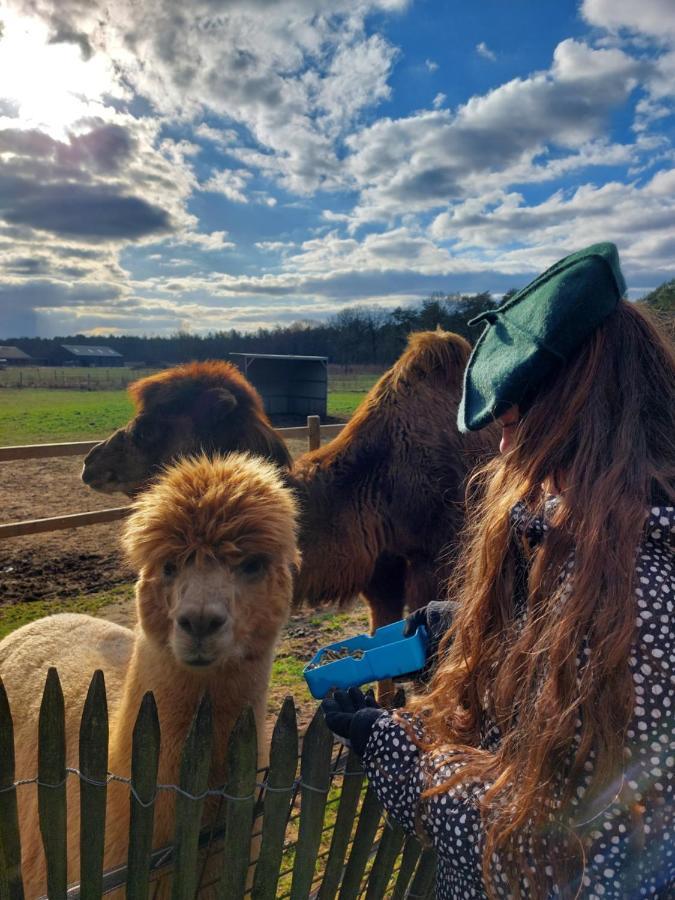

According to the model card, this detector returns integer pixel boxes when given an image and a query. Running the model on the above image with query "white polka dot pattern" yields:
[362,505,674,898]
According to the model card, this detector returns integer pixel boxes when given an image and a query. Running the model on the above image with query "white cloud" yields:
[345,39,645,221]
[5,0,403,194]
[582,0,675,41]
[307,34,396,134]
[425,59,438,72]
[255,241,295,252]
[201,168,253,204]
[582,0,675,107]
[193,123,238,148]
[429,167,675,276]
[179,230,235,251]
[476,41,496,62]
[432,92,446,109]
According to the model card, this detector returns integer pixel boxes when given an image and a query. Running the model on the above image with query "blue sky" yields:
[0,0,673,337]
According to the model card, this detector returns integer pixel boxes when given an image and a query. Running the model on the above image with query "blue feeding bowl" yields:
[303,620,428,700]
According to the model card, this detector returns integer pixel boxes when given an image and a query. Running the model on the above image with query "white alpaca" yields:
[0,452,299,897]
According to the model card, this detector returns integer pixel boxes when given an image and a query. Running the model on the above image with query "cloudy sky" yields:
[0,0,673,337]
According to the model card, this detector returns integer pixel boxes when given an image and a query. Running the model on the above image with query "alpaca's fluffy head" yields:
[82,360,291,496]
[123,452,299,670]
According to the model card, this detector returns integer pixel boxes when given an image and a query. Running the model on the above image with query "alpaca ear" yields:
[206,387,237,415]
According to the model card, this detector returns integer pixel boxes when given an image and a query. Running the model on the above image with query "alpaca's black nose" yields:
[177,614,226,640]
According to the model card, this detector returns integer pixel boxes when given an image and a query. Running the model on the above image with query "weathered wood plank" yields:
[0,441,101,462]
[217,706,257,899]
[78,671,108,900]
[171,694,212,900]
[0,423,344,464]
[251,697,298,900]
[307,416,321,451]
[336,784,382,900]
[364,819,405,900]
[126,693,161,900]
[0,678,24,900]
[38,668,67,900]
[316,751,365,900]
[406,847,437,899]
[0,507,131,541]
[288,709,334,900]
[389,837,421,900]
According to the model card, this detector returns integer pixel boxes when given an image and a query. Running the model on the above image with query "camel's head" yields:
[82,361,291,496]
[123,452,299,671]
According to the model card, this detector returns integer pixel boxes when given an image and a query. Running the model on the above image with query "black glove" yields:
[403,599,457,682]
[321,687,384,755]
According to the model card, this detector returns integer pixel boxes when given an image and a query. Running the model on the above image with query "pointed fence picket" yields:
[0,670,437,899]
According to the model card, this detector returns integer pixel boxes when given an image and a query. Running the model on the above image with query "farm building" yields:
[0,346,33,366]
[49,344,124,367]
[230,352,327,417]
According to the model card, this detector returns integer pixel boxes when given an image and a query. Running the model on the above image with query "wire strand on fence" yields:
[0,766,338,808]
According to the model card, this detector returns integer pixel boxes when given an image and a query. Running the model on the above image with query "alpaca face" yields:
[159,556,280,669]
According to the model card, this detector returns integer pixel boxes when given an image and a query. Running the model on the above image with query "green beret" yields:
[458,242,626,432]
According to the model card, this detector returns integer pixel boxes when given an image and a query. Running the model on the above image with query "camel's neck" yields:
[109,635,274,786]
[287,464,380,606]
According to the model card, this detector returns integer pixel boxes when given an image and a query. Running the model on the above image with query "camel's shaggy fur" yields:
[290,330,498,628]
[0,453,298,897]
[82,360,291,494]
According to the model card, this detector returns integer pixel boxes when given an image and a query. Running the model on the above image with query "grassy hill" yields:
[641,278,675,313]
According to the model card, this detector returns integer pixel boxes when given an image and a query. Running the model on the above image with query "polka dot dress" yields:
[362,504,674,899]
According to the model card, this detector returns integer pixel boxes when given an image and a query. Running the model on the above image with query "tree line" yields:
[9,292,500,367]
[7,281,672,368]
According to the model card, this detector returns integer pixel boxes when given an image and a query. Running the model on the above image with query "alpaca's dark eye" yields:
[163,561,177,578]
[238,555,268,578]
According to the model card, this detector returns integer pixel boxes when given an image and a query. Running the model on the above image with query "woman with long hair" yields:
[322,244,674,898]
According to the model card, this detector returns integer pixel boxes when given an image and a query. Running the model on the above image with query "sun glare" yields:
[0,10,117,139]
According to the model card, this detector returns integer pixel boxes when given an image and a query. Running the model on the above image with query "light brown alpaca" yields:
[0,453,298,897]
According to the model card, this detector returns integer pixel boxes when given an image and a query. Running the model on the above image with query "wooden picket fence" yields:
[0,669,436,899]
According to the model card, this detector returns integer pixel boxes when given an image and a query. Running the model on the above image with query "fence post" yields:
[307,415,321,451]
[336,784,382,900]
[125,692,161,900]
[216,706,258,898]
[171,694,213,900]
[364,819,406,899]
[389,837,421,900]
[289,707,333,899]
[317,750,365,900]
[0,678,24,899]
[251,697,298,899]
[38,668,67,900]
[78,671,108,900]
[405,847,437,899]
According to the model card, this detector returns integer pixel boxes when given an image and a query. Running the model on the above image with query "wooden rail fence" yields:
[0,669,436,899]
[0,417,344,541]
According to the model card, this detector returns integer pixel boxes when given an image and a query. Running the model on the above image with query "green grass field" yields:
[0,584,134,641]
[0,389,135,444]
[0,386,373,444]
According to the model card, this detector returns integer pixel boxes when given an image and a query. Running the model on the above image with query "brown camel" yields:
[288,330,497,629]
[82,332,497,633]
[82,359,291,494]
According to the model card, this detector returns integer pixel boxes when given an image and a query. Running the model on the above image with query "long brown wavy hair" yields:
[406,301,675,897]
